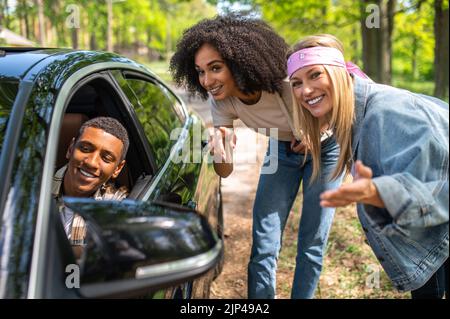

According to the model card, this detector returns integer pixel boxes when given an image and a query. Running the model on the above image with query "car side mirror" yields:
[63,198,222,298]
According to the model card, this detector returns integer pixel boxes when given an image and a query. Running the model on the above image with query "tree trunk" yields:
[5,0,10,29]
[107,0,113,52]
[433,0,449,99]
[18,0,31,40]
[412,36,418,80]
[35,0,46,46]
[360,0,395,84]
[0,1,4,27]
[385,0,395,84]
[24,5,30,40]
[71,28,78,49]
[90,33,97,50]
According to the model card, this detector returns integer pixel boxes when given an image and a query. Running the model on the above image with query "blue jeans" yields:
[248,137,342,299]
[411,258,448,299]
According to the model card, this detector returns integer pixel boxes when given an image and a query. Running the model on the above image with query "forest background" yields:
[0,0,448,100]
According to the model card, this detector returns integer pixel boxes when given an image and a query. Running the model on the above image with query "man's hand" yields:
[209,126,236,163]
[290,137,307,153]
[320,160,385,208]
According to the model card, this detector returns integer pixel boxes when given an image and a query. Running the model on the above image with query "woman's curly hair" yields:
[169,15,289,100]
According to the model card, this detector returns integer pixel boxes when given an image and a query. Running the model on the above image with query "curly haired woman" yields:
[170,15,343,299]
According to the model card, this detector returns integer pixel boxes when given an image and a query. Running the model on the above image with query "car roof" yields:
[0,47,72,80]
[0,48,153,83]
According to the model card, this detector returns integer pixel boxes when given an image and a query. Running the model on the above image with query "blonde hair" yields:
[289,34,355,182]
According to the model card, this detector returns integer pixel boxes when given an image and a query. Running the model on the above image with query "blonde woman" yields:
[287,34,449,298]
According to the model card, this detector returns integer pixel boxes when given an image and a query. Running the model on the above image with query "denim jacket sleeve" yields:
[359,92,449,230]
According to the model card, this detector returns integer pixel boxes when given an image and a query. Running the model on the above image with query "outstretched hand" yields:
[290,137,307,153]
[209,126,236,163]
[320,160,385,208]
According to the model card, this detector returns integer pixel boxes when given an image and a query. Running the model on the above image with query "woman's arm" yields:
[320,160,385,208]
[336,97,448,229]
[323,94,449,229]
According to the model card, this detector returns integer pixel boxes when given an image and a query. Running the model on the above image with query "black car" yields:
[0,48,223,299]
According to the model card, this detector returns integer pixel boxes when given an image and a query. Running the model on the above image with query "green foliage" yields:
[393,0,435,81]
[393,76,436,97]
[2,0,442,86]
[257,0,441,94]
[257,0,364,65]
[2,0,215,60]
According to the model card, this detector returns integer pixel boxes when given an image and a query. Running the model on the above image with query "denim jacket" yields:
[352,77,449,291]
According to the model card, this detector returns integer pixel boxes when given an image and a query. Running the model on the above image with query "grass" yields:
[392,75,448,102]
[276,180,410,299]
[393,77,434,96]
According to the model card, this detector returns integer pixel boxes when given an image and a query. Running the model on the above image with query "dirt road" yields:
[209,124,267,298]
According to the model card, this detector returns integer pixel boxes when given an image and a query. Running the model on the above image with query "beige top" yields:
[210,80,300,142]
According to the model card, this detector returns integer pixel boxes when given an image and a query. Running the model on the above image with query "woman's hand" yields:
[320,160,385,208]
[209,126,236,163]
[290,137,307,153]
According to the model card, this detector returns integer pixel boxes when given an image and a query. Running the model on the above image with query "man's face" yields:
[63,127,125,197]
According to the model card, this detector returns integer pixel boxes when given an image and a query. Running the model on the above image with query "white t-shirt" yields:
[210,80,297,142]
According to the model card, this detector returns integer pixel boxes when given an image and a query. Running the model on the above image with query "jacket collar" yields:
[351,76,370,159]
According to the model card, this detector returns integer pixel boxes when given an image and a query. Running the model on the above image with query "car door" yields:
[0,71,220,300]
[110,69,221,298]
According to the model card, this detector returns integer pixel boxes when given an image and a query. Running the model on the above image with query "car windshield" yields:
[0,80,19,156]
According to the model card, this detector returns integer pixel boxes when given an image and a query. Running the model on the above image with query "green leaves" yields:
[3,0,216,59]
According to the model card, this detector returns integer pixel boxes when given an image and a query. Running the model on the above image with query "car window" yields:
[163,87,186,123]
[113,72,184,168]
[0,80,19,156]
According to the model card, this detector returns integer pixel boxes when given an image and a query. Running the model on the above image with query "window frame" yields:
[109,70,192,202]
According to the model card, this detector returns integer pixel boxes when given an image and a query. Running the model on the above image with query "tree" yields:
[0,1,4,27]
[17,0,31,40]
[433,0,449,99]
[35,0,46,46]
[393,1,434,81]
[107,0,113,52]
[360,0,396,84]
[0,0,14,30]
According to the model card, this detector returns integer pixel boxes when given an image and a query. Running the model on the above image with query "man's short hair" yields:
[77,117,129,161]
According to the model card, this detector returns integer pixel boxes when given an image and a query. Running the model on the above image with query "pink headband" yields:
[287,46,369,80]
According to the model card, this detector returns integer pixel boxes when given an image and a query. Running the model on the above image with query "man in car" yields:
[52,116,129,258]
